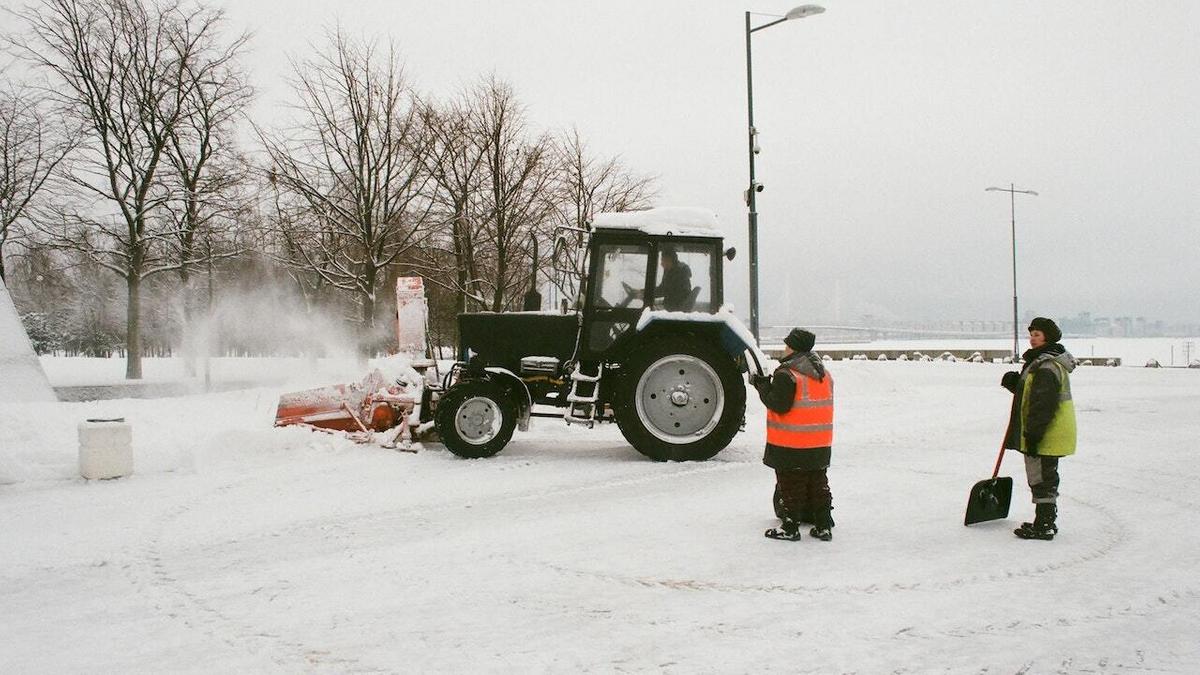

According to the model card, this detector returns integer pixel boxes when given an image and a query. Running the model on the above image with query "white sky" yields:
[7,0,1200,326]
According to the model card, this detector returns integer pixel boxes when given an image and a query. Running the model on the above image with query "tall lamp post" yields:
[745,4,824,345]
[985,183,1038,360]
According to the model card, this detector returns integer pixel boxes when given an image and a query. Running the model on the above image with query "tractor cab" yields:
[580,223,725,359]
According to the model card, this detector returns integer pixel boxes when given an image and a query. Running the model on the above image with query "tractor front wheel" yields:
[435,379,517,458]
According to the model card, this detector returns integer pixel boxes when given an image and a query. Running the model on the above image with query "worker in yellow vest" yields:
[751,328,835,542]
[1000,317,1078,540]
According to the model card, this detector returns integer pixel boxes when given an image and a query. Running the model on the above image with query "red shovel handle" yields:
[990,441,1007,479]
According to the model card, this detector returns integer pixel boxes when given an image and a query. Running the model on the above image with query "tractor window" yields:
[654,245,713,312]
[592,244,649,309]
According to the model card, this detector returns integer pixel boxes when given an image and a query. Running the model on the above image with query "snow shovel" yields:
[964,442,1013,526]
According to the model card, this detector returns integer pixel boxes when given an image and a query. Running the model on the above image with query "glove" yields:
[750,373,771,389]
[1001,371,1019,389]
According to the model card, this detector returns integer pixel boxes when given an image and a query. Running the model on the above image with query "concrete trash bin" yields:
[78,418,133,480]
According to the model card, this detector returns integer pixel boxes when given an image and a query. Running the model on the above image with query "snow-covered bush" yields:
[1145,359,1161,368]
[896,353,909,361]
[967,351,984,363]
[876,353,888,361]
[852,354,868,361]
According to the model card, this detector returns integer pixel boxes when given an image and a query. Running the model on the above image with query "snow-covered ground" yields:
[2,353,1200,672]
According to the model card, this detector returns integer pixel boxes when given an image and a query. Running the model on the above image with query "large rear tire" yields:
[614,335,746,461]
[435,379,517,458]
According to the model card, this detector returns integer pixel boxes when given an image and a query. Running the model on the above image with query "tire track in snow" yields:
[120,450,745,670]
[504,468,1130,599]
[148,455,749,565]
[885,476,1200,647]
[125,470,384,672]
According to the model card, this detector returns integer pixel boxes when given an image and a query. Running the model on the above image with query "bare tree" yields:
[161,18,252,369]
[547,127,656,299]
[470,77,557,312]
[0,86,74,281]
[555,127,656,230]
[10,0,241,378]
[259,30,437,353]
[417,94,488,313]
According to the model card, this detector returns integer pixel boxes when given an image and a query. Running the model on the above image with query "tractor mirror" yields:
[724,247,737,261]
[552,236,571,275]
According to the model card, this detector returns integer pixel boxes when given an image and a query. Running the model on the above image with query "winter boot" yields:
[765,519,802,541]
[1015,503,1057,540]
[808,509,833,542]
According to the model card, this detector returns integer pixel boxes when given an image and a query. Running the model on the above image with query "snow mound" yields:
[0,277,55,403]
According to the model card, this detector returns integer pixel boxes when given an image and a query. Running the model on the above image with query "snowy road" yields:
[3,361,1199,672]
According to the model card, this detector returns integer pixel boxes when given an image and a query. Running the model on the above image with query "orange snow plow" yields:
[273,277,438,451]
[273,367,431,450]
[275,369,397,433]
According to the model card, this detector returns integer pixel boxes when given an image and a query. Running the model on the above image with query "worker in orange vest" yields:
[751,328,835,542]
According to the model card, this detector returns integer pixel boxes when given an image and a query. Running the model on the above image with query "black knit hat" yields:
[784,328,816,353]
[1028,317,1062,343]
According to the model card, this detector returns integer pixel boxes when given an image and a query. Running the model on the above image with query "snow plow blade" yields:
[963,476,1013,525]
[274,371,389,433]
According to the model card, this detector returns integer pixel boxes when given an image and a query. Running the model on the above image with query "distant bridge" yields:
[762,324,1014,342]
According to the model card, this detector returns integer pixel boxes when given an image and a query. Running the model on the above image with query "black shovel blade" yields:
[964,476,1013,526]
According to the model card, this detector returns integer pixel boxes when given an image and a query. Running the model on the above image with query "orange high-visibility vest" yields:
[766,368,834,449]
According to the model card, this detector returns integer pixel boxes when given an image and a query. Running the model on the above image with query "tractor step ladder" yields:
[564,362,603,428]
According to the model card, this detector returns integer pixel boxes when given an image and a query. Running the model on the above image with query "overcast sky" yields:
[10,1,1200,326]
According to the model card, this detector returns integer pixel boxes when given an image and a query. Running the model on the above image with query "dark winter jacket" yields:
[656,261,693,311]
[755,351,831,470]
[1002,343,1077,455]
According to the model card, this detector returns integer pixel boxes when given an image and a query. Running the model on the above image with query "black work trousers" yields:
[775,468,832,522]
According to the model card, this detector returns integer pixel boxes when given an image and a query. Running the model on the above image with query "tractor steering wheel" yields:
[618,281,640,309]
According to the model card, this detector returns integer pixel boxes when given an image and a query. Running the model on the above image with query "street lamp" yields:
[985,183,1039,360]
[745,4,825,345]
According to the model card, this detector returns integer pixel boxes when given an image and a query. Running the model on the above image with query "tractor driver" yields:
[623,247,694,311]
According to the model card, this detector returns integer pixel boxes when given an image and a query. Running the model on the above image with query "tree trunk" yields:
[125,274,143,379]
[452,214,470,314]
[180,266,196,376]
[491,255,507,312]
[360,263,377,359]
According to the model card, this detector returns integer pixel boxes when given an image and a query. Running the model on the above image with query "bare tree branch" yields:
[257,29,437,352]
[0,85,76,281]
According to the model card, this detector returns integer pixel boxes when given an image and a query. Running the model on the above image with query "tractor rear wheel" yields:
[614,335,745,461]
[436,379,517,458]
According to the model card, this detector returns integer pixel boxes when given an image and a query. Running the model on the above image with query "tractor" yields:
[430,207,769,461]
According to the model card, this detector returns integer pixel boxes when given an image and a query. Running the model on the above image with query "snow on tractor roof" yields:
[591,207,722,238]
